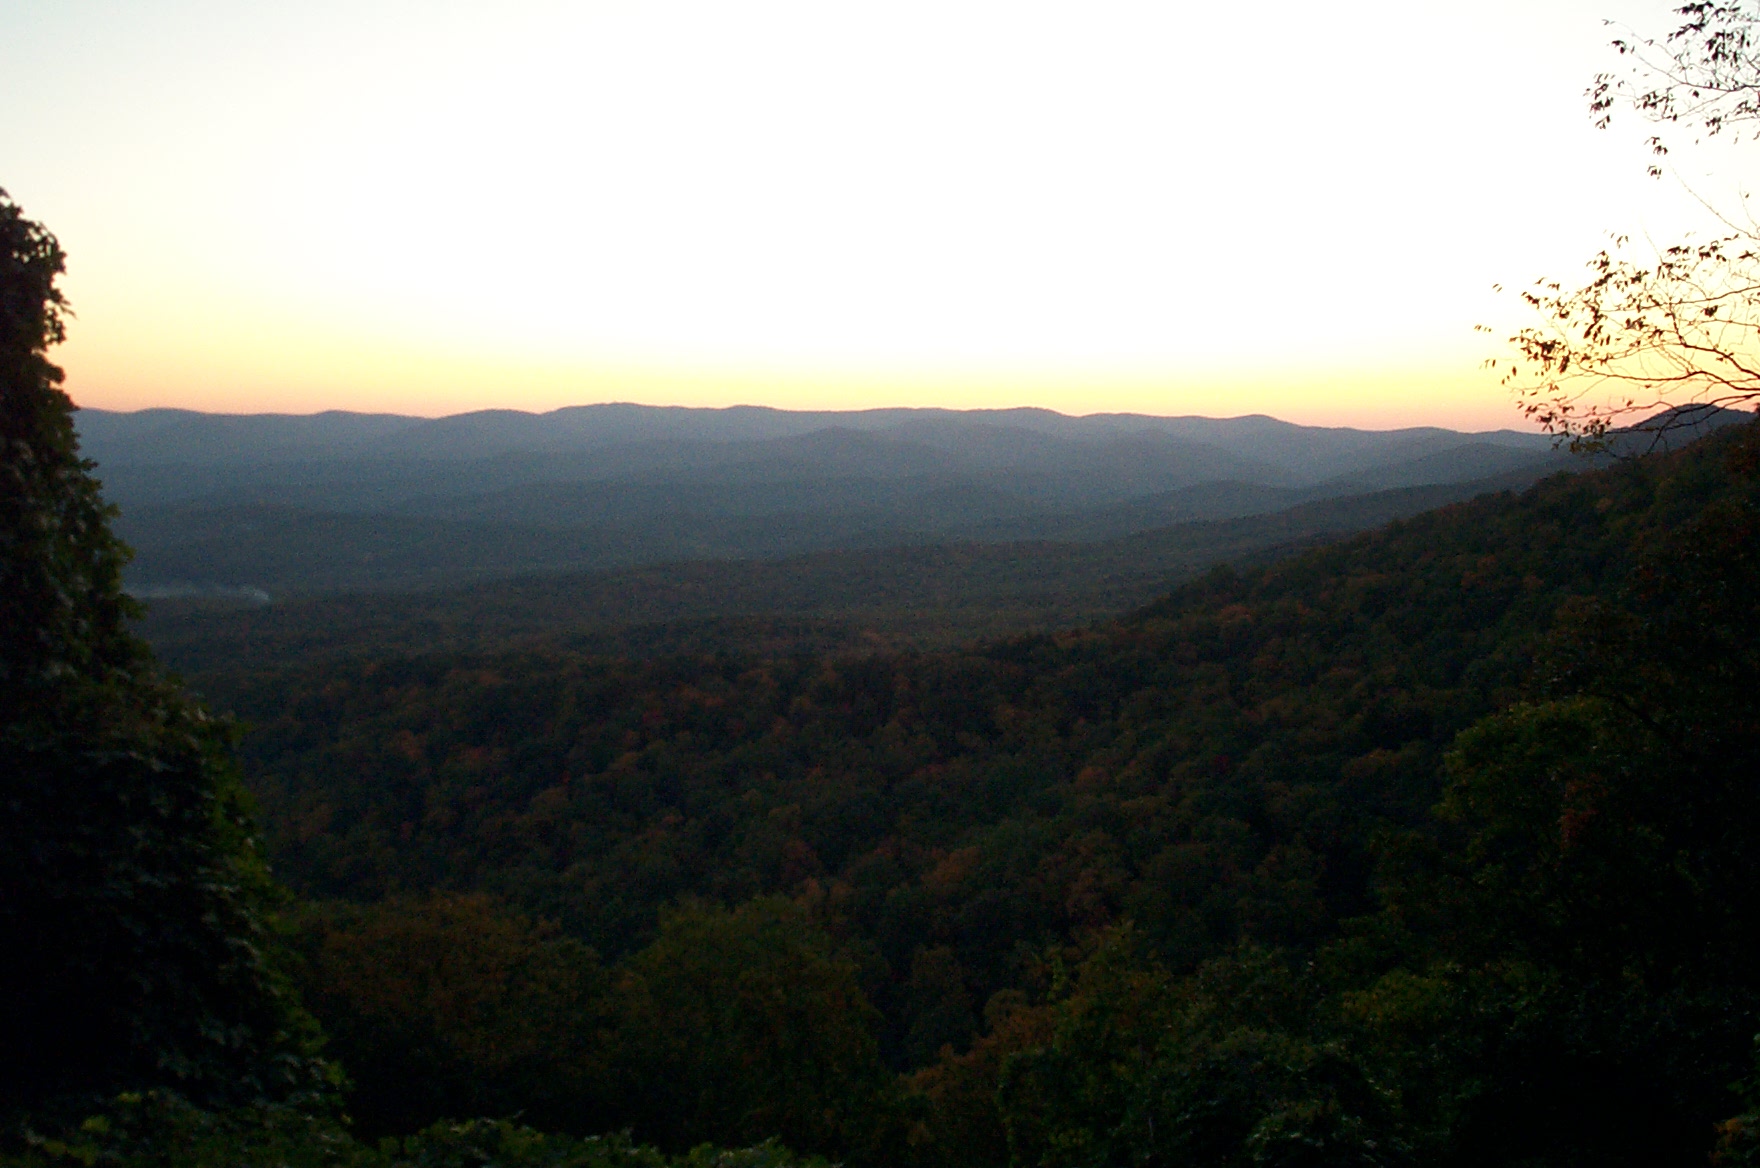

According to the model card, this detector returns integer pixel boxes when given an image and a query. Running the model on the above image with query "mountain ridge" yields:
[84,404,1582,598]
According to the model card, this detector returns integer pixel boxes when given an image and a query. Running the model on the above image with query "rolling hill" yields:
[84,404,1575,597]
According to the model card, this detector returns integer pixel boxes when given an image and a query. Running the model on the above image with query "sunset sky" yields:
[1,0,1741,428]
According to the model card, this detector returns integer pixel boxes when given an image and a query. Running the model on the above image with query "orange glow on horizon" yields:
[62,347,1530,434]
[15,0,1689,439]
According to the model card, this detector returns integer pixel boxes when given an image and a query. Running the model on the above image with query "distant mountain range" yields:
[77,403,1564,596]
[79,403,1557,491]
[74,402,1735,598]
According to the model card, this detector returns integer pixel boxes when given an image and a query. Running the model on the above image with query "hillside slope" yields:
[176,421,1760,1165]
[139,471,1553,674]
[206,424,1747,1004]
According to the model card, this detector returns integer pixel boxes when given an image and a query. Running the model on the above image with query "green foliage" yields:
[610,899,895,1161]
[290,895,610,1138]
[1716,1039,1760,1167]
[0,189,327,1118]
[5,1094,369,1168]
[0,186,117,698]
[1,1093,832,1168]
[1374,428,1760,1164]
[84,413,1760,1163]
[1011,421,1760,1167]
[997,941,1407,1168]
[204,435,1687,1046]
[905,989,1055,1168]
[281,896,894,1163]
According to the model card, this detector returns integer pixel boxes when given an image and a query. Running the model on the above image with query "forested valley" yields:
[15,329,1760,1162]
[179,417,1760,1168]
[9,114,1760,1163]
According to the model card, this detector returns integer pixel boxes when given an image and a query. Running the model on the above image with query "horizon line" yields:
[74,399,1545,436]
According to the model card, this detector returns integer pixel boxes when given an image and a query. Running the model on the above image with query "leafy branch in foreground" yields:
[1497,3,1760,445]
[1498,229,1760,447]
[1592,2,1760,147]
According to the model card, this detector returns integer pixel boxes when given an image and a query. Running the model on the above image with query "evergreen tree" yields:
[0,189,325,1120]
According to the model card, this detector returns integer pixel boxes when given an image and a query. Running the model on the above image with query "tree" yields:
[0,188,325,1119]
[291,894,609,1138]
[610,899,897,1163]
[1344,424,1760,1165]
[1499,3,1760,445]
[995,936,1408,1168]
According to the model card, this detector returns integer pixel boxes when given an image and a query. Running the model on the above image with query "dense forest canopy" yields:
[154,418,1757,1166]
[13,405,1760,1164]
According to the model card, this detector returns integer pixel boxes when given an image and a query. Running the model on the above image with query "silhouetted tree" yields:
[0,188,325,1120]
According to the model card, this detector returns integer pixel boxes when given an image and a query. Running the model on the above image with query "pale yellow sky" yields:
[0,0,1734,428]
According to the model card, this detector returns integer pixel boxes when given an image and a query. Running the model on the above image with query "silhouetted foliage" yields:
[1502,3,1760,443]
[0,189,325,1120]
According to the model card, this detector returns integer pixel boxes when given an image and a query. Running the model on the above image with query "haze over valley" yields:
[82,402,1584,670]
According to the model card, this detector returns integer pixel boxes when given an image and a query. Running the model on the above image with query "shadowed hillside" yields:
[138,470,1552,675]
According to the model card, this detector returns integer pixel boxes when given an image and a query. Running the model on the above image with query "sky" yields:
[0,0,1744,428]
